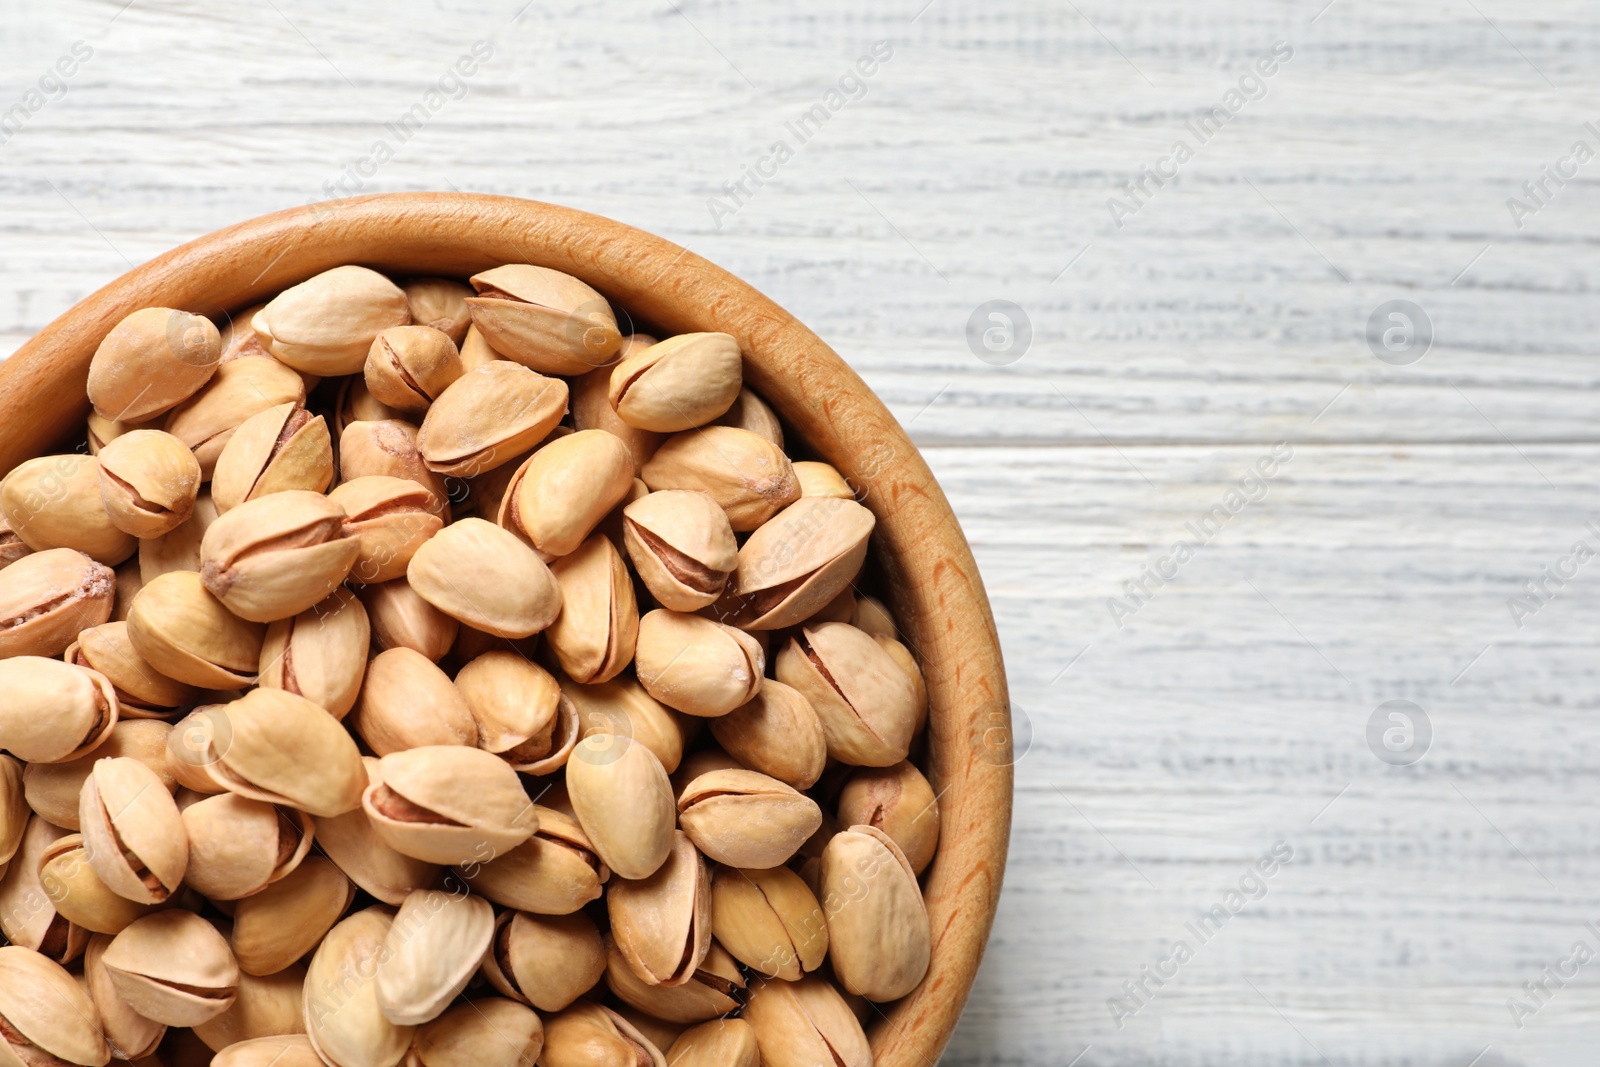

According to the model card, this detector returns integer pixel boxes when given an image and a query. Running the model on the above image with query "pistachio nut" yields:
[607,333,742,433]
[545,534,638,684]
[126,571,265,688]
[353,648,476,756]
[336,376,403,435]
[457,323,506,374]
[565,733,675,881]
[709,864,827,981]
[676,769,820,870]
[606,1007,684,1062]
[465,264,622,375]
[164,355,307,478]
[220,303,270,360]
[640,427,799,532]
[102,910,240,1026]
[137,489,220,583]
[410,998,544,1067]
[316,784,442,907]
[85,411,141,457]
[360,578,459,661]
[743,974,871,1067]
[670,749,743,794]
[254,265,412,376]
[38,835,158,935]
[363,326,464,416]
[708,680,826,790]
[211,402,334,514]
[339,420,450,515]
[571,352,663,473]
[374,889,495,1026]
[406,518,561,639]
[94,430,202,539]
[603,937,744,1025]
[403,278,475,346]
[775,622,918,767]
[87,306,222,423]
[633,610,763,718]
[458,441,535,522]
[79,757,188,904]
[454,653,566,771]
[481,909,605,1012]
[0,656,118,763]
[500,429,633,558]
[213,1035,325,1067]
[24,719,175,831]
[620,490,736,612]
[789,463,850,502]
[722,496,874,630]
[232,856,355,976]
[0,547,115,659]
[0,816,83,960]
[837,760,940,877]
[711,387,784,448]
[199,490,360,622]
[85,933,165,1060]
[191,965,308,1052]
[539,1002,665,1067]
[821,824,931,1001]
[303,907,415,1067]
[181,793,314,900]
[0,454,136,565]
[459,804,606,915]
[0,944,111,1067]
[0,756,23,865]
[566,674,690,774]
[0,511,30,571]
[364,746,537,865]
[608,830,711,987]
[328,476,444,585]
[665,1019,760,1067]
[258,589,371,720]
[209,689,367,818]
[416,362,568,479]
[875,633,929,735]
[68,622,198,717]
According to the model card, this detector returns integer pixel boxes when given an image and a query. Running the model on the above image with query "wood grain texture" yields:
[2,0,1597,1063]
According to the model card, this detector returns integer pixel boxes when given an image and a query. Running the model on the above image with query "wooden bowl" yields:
[0,193,1011,1064]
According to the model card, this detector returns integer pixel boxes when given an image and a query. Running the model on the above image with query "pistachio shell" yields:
[316,761,441,907]
[545,535,637,684]
[0,944,111,1067]
[633,610,763,718]
[0,454,136,565]
[365,326,465,415]
[454,653,562,764]
[456,323,506,374]
[70,622,198,715]
[709,680,827,790]
[0,548,115,659]
[458,805,606,915]
[360,578,459,661]
[373,890,494,1026]
[338,420,451,514]
[364,747,537,865]
[0,816,78,957]
[200,490,360,622]
[621,490,736,612]
[676,769,821,869]
[181,793,313,900]
[793,460,854,499]
[336,376,403,435]
[328,476,444,585]
[211,402,334,514]
[24,720,175,831]
[87,307,222,423]
[775,622,918,767]
[837,760,940,877]
[79,757,188,903]
[607,831,711,986]
[743,975,871,1067]
[96,430,202,538]
[565,674,691,774]
[403,278,475,346]
[724,496,874,630]
[352,648,476,756]
[254,266,412,376]
[0,656,118,764]
[38,835,159,935]
[213,689,367,817]
[212,1035,324,1067]
[164,356,307,478]
[502,430,634,557]
[571,351,663,473]
[126,570,265,689]
[191,965,307,1052]
[665,1020,760,1067]
[137,489,220,583]
[640,427,799,532]
[710,865,828,981]
[602,938,744,1025]
[232,856,355,976]
[101,911,240,1026]
[85,933,165,1060]
[406,519,561,640]
[711,387,784,448]
[607,333,742,433]
[538,1002,666,1067]
[416,362,569,478]
[482,909,605,1012]
[565,734,675,881]
[465,265,622,376]
[258,589,371,720]
[0,756,24,865]
[0,511,31,571]
[411,998,543,1067]
[303,908,415,1067]
[821,824,931,1001]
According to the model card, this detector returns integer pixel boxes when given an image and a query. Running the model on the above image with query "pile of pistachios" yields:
[0,263,941,1067]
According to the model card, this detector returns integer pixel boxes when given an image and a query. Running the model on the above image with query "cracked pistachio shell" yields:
[723,497,875,630]
[666,1020,760,1067]
[608,831,711,987]
[459,804,607,915]
[710,864,827,981]
[545,535,637,684]
[708,680,826,790]
[0,945,111,1067]
[501,430,634,558]
[254,266,412,376]
[360,578,458,661]
[0,548,114,659]
[411,998,544,1067]
[352,648,476,757]
[24,720,174,831]
[403,278,474,346]
[95,430,201,539]
[0,656,118,764]
[232,856,355,976]
[126,570,264,688]
[566,674,691,775]
[677,769,821,870]
[87,307,221,424]
[465,264,622,376]
[38,835,158,935]
[199,491,360,623]
[80,757,188,904]
[416,361,569,479]
[793,460,854,499]
[1,454,135,565]
[137,489,220,583]
[180,793,313,901]
[365,326,465,415]
[0,511,30,570]
[571,348,663,474]
[303,907,414,1067]
[213,1035,324,1067]
[338,420,451,515]
[191,965,308,1052]
[85,933,164,1060]
[482,909,605,1013]
[540,1002,666,1067]
[634,610,763,718]
[838,761,940,877]
[621,490,736,612]
[711,388,783,448]
[776,622,918,768]
[374,890,495,1026]
[329,476,444,585]
[406,518,561,640]
[0,756,22,865]
[603,938,744,1025]
[566,734,674,881]
[164,356,307,478]
[0,817,79,958]
[69,622,198,716]
[607,333,742,433]
[744,975,871,1067]
[821,824,931,1002]
[364,747,537,866]
[211,689,367,818]
[258,589,371,720]
[102,910,240,1026]
[454,653,565,769]
[640,427,799,533]
[212,403,334,515]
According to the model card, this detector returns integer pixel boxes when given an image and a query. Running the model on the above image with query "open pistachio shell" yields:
[303,907,415,1067]
[364,747,537,866]
[710,864,828,981]
[544,534,638,684]
[837,760,941,877]
[352,648,476,756]
[0,548,114,659]
[199,490,360,623]
[79,757,189,904]
[25,720,174,831]
[211,402,334,514]
[0,944,111,1067]
[503,430,635,558]
[459,805,607,915]
[101,910,240,1027]
[410,998,544,1067]
[539,1001,665,1067]
[465,264,622,376]
[374,890,495,1026]
[602,937,744,1025]
[0,656,119,764]
[258,588,371,720]
[821,824,932,1002]
[676,769,822,870]
[406,519,561,640]
[316,761,441,907]
[744,974,871,1067]
[723,496,874,630]
[0,453,136,565]
[85,933,165,1060]
[708,680,826,790]
[213,1034,326,1067]
[607,333,742,434]
[96,429,203,539]
[126,570,265,689]
[38,835,160,935]
[621,490,736,612]
[232,855,355,977]
[364,326,464,414]
[640,426,799,533]
[191,964,308,1052]
[69,621,199,716]
[775,621,918,767]
[481,909,605,1013]
[181,793,314,900]
[608,831,711,987]
[253,265,412,376]
[665,1019,760,1067]
[0,816,82,960]
[212,689,367,818]
[414,361,569,479]
[454,652,562,766]
[164,355,307,478]
[328,476,443,585]
[338,420,451,515]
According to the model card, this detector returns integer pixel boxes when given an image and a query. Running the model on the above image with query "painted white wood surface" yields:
[3,1,1599,1063]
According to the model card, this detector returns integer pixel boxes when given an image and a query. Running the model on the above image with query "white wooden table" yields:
[5,1,1599,1063]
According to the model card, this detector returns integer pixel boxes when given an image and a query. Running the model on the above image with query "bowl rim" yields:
[0,192,1012,1064]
